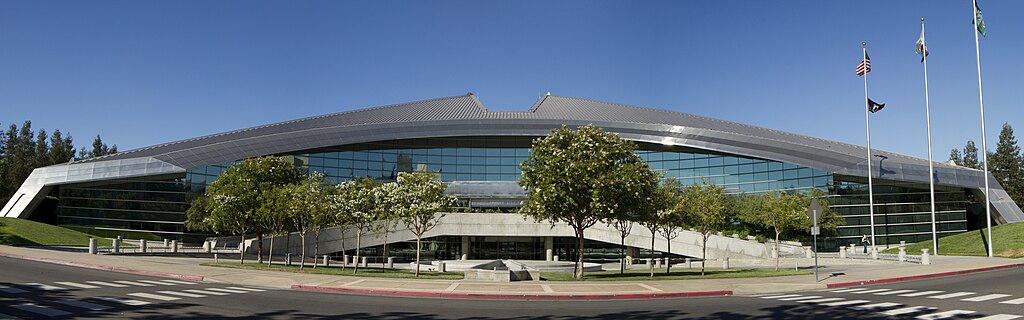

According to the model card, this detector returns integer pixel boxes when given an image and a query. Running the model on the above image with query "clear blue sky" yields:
[1,1,1021,161]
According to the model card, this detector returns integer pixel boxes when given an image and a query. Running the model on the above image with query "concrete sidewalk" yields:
[2,245,1020,299]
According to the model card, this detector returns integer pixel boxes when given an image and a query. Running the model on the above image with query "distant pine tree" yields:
[949,148,963,166]
[990,123,1024,206]
[963,141,981,170]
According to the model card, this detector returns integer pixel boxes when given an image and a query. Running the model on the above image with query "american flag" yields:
[856,52,871,76]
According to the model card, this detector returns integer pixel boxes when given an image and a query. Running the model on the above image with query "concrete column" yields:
[544,236,553,261]
[461,236,471,260]
[387,257,394,269]
[361,256,368,267]
[898,247,906,262]
[323,255,330,267]
[88,238,97,254]
[921,249,931,265]
[171,240,178,253]
[286,253,292,266]
[140,239,148,253]
[113,238,121,254]
[722,257,730,270]
[342,254,349,267]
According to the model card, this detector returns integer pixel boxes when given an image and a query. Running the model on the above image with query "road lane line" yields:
[94,296,151,306]
[158,290,206,298]
[11,303,70,317]
[829,288,867,293]
[760,294,801,299]
[158,280,196,285]
[85,281,127,288]
[23,283,65,291]
[183,289,229,296]
[777,295,822,301]
[54,282,99,289]
[137,280,179,286]
[880,306,935,316]
[0,285,28,294]
[819,299,871,307]
[852,289,892,294]
[963,294,1011,302]
[875,289,916,295]
[999,297,1024,305]
[929,292,975,299]
[225,287,266,292]
[900,291,944,297]
[972,315,1022,320]
[205,288,249,294]
[127,292,180,301]
[798,297,846,304]
[915,310,976,319]
[55,299,110,311]
[113,280,154,287]
[850,302,902,310]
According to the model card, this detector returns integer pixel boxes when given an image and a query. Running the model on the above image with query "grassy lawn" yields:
[202,262,465,280]
[542,268,811,281]
[0,217,114,247]
[882,222,1024,258]
[64,226,163,241]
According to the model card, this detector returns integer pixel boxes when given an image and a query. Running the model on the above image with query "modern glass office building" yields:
[4,94,1021,257]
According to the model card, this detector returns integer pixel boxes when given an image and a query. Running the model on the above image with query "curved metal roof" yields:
[5,93,1023,222]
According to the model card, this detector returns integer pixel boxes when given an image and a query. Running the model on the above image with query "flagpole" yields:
[861,42,877,249]
[972,0,994,258]
[921,18,938,255]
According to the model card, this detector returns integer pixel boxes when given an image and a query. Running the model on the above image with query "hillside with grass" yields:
[0,217,114,247]
[884,223,1024,258]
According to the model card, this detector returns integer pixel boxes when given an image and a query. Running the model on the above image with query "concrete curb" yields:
[291,284,732,300]
[826,263,1024,288]
[0,252,205,282]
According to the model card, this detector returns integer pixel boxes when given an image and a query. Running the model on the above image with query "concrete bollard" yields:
[113,238,121,254]
[771,248,778,259]
[685,258,691,269]
[286,253,292,266]
[323,255,330,267]
[170,240,178,253]
[722,257,730,270]
[140,239,148,253]
[462,253,469,261]
[870,247,878,260]
[553,255,559,262]
[664,257,670,270]
[163,239,169,247]
[921,249,931,265]
[203,241,211,253]
[839,247,848,259]
[625,255,633,266]
[361,256,368,268]
[89,238,97,254]
[898,247,906,262]
[214,253,219,263]
[646,258,653,266]
[342,254,349,267]
[387,257,394,269]
[654,258,662,269]
[439,261,446,273]
[900,240,907,247]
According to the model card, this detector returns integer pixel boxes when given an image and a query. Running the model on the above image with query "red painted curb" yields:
[291,284,731,300]
[826,263,1024,288]
[0,252,204,281]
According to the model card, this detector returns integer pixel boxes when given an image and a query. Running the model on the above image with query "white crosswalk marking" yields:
[798,297,846,304]
[777,295,821,301]
[128,292,180,301]
[85,281,127,288]
[55,299,110,311]
[999,297,1024,305]
[12,303,70,317]
[820,299,871,307]
[963,294,1011,302]
[915,310,976,319]
[158,290,206,298]
[760,294,801,299]
[159,279,196,285]
[226,287,266,292]
[183,289,229,296]
[836,288,874,293]
[54,281,99,289]
[205,287,250,294]
[851,302,902,310]
[875,289,916,295]
[23,283,65,291]
[852,289,892,294]
[973,315,1022,320]
[881,306,935,316]
[929,292,975,299]
[113,280,154,287]
[901,290,944,297]
[0,284,28,294]
[94,296,151,306]
[829,288,868,293]
[137,280,179,286]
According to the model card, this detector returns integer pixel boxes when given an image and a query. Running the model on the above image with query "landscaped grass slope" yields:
[884,222,1024,258]
[0,217,113,247]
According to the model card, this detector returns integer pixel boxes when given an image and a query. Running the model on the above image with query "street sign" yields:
[807,199,823,282]
[811,226,820,235]
[807,199,823,225]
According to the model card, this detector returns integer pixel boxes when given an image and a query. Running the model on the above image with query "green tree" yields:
[949,148,964,166]
[963,141,981,169]
[257,185,294,267]
[744,192,808,271]
[602,162,660,274]
[371,182,401,271]
[287,173,332,270]
[185,156,305,264]
[519,125,649,279]
[48,130,75,165]
[395,172,455,277]
[330,177,379,274]
[641,183,679,277]
[990,123,1023,206]
[681,181,728,275]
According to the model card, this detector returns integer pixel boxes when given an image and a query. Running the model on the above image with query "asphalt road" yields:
[1,255,1021,319]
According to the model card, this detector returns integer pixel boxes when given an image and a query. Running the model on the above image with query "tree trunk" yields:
[257,233,264,263]
[414,236,422,277]
[267,234,275,267]
[649,227,656,277]
[313,230,321,269]
[575,227,585,279]
[774,229,781,271]
[701,234,708,276]
[665,239,671,274]
[239,234,245,264]
[354,229,362,274]
[382,233,388,271]
[299,232,307,270]
[620,235,626,274]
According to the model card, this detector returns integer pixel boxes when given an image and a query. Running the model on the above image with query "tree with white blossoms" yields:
[680,180,727,275]
[330,177,379,274]
[519,125,652,279]
[640,183,678,277]
[371,182,401,271]
[394,171,456,277]
[658,200,686,274]
[287,173,332,270]
[257,185,294,267]
[602,161,661,274]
